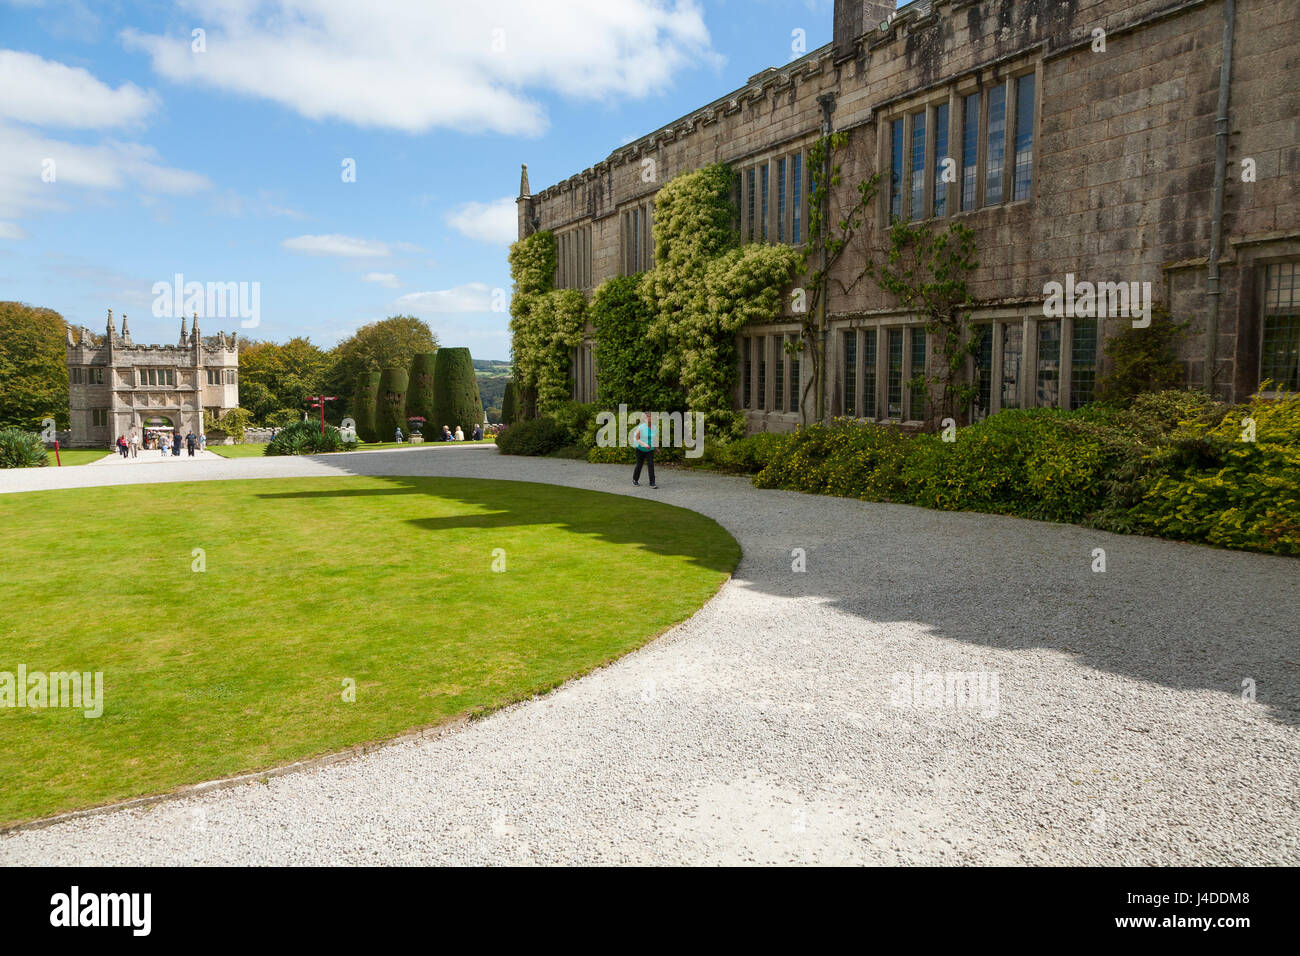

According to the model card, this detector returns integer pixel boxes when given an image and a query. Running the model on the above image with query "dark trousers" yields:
[633,448,655,485]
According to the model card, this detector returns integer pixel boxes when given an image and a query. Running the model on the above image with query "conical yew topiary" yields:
[500,380,518,425]
[430,348,483,434]
[405,352,437,436]
[375,367,410,441]
[352,370,382,443]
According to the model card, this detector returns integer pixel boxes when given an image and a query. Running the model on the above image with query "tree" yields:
[374,369,408,442]
[865,218,980,428]
[430,348,483,432]
[405,353,437,432]
[325,316,438,415]
[352,371,382,442]
[237,337,330,423]
[0,302,69,430]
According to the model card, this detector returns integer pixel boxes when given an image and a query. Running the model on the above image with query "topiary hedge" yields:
[405,353,437,433]
[0,427,48,468]
[501,380,519,425]
[374,368,409,441]
[352,370,382,443]
[496,417,567,456]
[264,420,357,456]
[430,347,483,434]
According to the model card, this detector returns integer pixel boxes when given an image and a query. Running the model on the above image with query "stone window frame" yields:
[87,367,105,385]
[836,319,930,424]
[879,59,1041,227]
[620,202,654,275]
[737,327,803,416]
[91,408,108,427]
[739,145,813,249]
[1258,259,1300,395]
[554,223,594,291]
[965,309,1095,419]
[70,367,84,385]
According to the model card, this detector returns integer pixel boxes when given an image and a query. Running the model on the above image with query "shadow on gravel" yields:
[291,454,1300,729]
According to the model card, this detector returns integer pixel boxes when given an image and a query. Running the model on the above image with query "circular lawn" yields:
[0,475,739,825]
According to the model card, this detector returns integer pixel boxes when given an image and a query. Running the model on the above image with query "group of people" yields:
[114,429,204,458]
[394,423,484,443]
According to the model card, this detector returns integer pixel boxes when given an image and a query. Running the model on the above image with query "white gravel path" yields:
[1,445,1297,865]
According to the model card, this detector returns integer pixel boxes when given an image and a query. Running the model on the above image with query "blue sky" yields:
[0,0,855,360]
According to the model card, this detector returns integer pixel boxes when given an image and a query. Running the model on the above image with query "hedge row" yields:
[709,391,1296,556]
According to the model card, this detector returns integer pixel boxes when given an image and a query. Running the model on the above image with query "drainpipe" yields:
[1204,0,1236,395]
[817,92,836,424]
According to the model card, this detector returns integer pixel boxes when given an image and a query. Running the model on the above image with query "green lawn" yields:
[46,449,111,466]
[207,438,497,458]
[0,476,738,824]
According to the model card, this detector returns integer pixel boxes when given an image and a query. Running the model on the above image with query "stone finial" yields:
[106,308,115,338]
[179,313,189,346]
[519,163,530,198]
[191,311,200,340]
[66,325,76,345]
[120,313,132,345]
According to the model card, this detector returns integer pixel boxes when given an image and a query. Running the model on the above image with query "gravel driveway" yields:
[2,446,1297,865]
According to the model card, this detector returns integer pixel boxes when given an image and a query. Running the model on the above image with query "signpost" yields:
[307,396,337,435]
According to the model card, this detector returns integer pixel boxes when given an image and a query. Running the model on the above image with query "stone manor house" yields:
[65,310,240,447]
[517,0,1298,432]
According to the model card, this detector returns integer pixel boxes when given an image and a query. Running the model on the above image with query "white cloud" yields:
[362,271,400,288]
[446,196,518,245]
[395,282,498,313]
[282,234,393,257]
[122,0,718,136]
[0,120,211,221]
[0,221,26,239]
[0,50,158,128]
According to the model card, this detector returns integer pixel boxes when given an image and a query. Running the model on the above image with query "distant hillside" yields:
[474,360,512,423]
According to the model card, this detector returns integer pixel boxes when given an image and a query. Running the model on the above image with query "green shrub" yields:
[430,347,483,434]
[374,368,409,441]
[264,420,357,456]
[1095,307,1189,404]
[754,419,911,501]
[203,407,253,443]
[496,417,567,456]
[351,371,382,442]
[1125,391,1300,554]
[0,427,48,468]
[707,432,793,474]
[549,400,599,449]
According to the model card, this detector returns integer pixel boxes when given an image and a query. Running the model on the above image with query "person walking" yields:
[117,435,128,458]
[632,411,657,489]
[199,433,206,451]
[186,430,197,456]
[173,431,182,458]
[129,431,139,458]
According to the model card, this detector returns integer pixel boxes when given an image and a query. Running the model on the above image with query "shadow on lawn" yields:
[253,474,739,576]
[263,455,1300,729]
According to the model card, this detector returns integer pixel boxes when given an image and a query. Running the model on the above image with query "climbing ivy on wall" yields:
[509,163,801,437]
[641,163,799,438]
[591,275,684,412]
[508,230,586,417]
